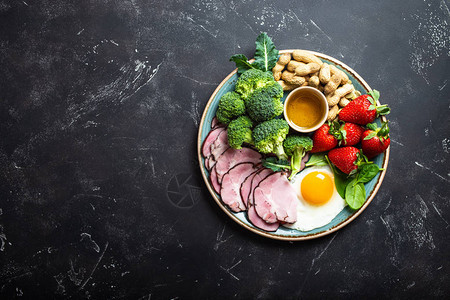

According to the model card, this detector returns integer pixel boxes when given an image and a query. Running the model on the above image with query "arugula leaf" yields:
[345,178,366,209]
[229,54,256,74]
[305,153,328,167]
[356,164,383,184]
[252,33,279,72]
[262,157,291,172]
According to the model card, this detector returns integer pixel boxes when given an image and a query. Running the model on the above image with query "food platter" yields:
[197,50,390,241]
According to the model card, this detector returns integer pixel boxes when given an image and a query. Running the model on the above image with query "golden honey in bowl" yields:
[284,86,328,133]
[286,95,323,128]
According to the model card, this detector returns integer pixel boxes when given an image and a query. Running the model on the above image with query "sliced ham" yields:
[202,126,226,158]
[211,117,223,129]
[207,130,230,171]
[215,147,262,184]
[247,168,273,207]
[245,168,279,231]
[205,157,211,170]
[220,163,259,212]
[248,205,279,232]
[210,167,221,194]
[240,166,264,208]
[253,172,298,224]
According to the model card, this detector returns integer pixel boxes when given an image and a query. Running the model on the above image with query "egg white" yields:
[283,165,347,232]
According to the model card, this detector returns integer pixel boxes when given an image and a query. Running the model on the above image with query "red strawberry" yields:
[339,90,390,125]
[310,123,338,153]
[361,122,391,159]
[329,121,364,146]
[328,146,361,174]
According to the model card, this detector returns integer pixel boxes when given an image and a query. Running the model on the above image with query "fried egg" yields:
[284,165,347,231]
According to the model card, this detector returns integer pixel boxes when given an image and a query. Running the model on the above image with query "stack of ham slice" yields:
[201,117,301,232]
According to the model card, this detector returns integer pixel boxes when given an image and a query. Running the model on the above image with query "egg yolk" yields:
[301,171,334,205]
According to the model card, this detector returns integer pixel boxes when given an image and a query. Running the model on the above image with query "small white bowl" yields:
[283,86,328,133]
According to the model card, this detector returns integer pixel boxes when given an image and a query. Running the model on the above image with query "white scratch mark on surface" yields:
[391,139,405,147]
[408,5,449,85]
[186,16,218,38]
[80,233,100,253]
[77,28,85,35]
[384,196,393,211]
[78,242,109,291]
[442,138,450,153]
[219,260,242,281]
[134,59,147,72]
[438,79,448,90]
[407,281,416,289]
[440,0,450,16]
[431,201,450,228]
[298,232,338,296]
[120,62,162,103]
[414,161,449,182]
[0,233,6,251]
[227,4,257,34]
[409,195,435,250]
[150,155,155,177]
[187,91,201,126]
[176,75,217,86]
[380,216,392,235]
[310,19,333,42]
[214,224,234,251]
[110,40,119,46]
[22,1,28,6]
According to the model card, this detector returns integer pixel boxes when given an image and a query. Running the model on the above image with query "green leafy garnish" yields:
[356,164,383,184]
[230,32,279,73]
[345,178,366,210]
[262,157,291,172]
[368,89,390,116]
[252,33,279,72]
[305,153,328,167]
[325,155,353,199]
[229,54,256,74]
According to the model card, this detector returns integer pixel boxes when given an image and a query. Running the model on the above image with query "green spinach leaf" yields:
[325,155,353,198]
[335,170,353,199]
[345,178,366,209]
[356,164,383,183]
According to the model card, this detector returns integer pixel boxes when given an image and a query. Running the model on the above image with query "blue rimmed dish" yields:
[197,50,390,241]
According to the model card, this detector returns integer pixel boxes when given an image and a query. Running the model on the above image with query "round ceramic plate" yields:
[197,50,390,241]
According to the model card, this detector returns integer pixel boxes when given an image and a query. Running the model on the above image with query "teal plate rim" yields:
[197,50,390,241]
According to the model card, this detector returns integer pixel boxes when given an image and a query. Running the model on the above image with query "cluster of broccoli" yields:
[215,69,287,153]
[283,135,313,179]
[214,69,314,173]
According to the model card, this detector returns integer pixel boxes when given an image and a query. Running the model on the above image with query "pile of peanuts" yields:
[273,50,361,121]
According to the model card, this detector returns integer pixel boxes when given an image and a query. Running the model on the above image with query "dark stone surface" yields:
[0,0,449,298]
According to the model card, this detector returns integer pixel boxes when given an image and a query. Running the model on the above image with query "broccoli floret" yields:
[235,69,275,101]
[283,135,314,180]
[215,92,245,125]
[227,116,253,149]
[252,119,289,160]
[246,81,284,122]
